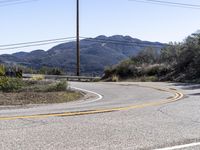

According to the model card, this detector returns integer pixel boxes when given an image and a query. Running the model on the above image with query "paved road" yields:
[0,82,200,150]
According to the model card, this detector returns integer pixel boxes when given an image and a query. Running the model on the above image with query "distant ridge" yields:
[0,35,164,75]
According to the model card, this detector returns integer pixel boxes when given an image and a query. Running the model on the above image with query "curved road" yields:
[0,82,200,150]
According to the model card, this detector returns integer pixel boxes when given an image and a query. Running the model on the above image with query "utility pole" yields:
[76,0,80,76]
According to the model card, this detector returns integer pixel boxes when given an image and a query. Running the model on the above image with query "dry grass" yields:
[0,91,82,105]
[0,79,83,106]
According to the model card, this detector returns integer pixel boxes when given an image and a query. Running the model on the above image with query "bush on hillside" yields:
[0,77,24,92]
[46,80,68,92]
[0,65,5,76]
[103,33,200,83]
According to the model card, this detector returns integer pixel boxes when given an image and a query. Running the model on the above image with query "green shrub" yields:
[46,80,68,92]
[92,78,101,82]
[31,75,45,81]
[0,77,24,92]
[111,75,119,82]
[144,64,171,77]
[0,65,5,76]
[38,67,64,75]
[103,67,116,79]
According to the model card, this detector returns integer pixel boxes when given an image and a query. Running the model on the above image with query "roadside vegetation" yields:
[0,67,82,105]
[103,33,200,83]
[1,65,65,76]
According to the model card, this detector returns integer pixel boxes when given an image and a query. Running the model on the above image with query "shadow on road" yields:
[171,83,200,90]
[170,83,200,96]
[189,93,200,96]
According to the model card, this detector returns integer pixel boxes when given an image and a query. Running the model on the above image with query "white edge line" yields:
[154,142,200,150]
[71,87,103,104]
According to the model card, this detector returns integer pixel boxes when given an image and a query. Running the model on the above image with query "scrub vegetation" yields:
[0,73,82,105]
[103,33,200,83]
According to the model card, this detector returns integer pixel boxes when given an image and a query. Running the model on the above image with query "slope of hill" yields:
[0,35,164,75]
[103,33,200,83]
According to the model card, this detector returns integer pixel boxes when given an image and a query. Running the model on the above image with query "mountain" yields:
[0,35,165,75]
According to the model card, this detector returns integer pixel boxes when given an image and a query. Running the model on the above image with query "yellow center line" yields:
[0,85,184,121]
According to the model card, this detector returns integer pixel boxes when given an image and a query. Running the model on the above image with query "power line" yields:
[0,40,74,50]
[0,36,165,51]
[0,37,76,47]
[0,0,38,7]
[0,0,23,4]
[0,0,38,4]
[0,39,76,50]
[147,0,200,8]
[129,0,200,10]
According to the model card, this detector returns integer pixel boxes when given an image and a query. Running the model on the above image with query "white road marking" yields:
[154,142,200,150]
[71,87,103,104]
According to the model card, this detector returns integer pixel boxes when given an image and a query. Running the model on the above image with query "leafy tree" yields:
[0,64,5,76]
[38,67,64,75]
[131,47,159,65]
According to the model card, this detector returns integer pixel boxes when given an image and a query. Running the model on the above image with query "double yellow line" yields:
[0,85,184,121]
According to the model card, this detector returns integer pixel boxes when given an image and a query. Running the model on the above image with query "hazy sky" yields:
[0,0,200,54]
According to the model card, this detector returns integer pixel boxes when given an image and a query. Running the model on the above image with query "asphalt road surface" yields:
[0,82,200,150]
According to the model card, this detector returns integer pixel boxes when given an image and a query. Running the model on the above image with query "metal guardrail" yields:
[23,74,101,82]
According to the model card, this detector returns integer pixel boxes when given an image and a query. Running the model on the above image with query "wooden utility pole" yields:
[76,0,80,76]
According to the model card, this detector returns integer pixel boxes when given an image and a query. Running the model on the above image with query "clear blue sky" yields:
[0,0,200,54]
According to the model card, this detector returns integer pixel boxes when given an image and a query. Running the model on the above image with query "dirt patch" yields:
[0,91,82,106]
